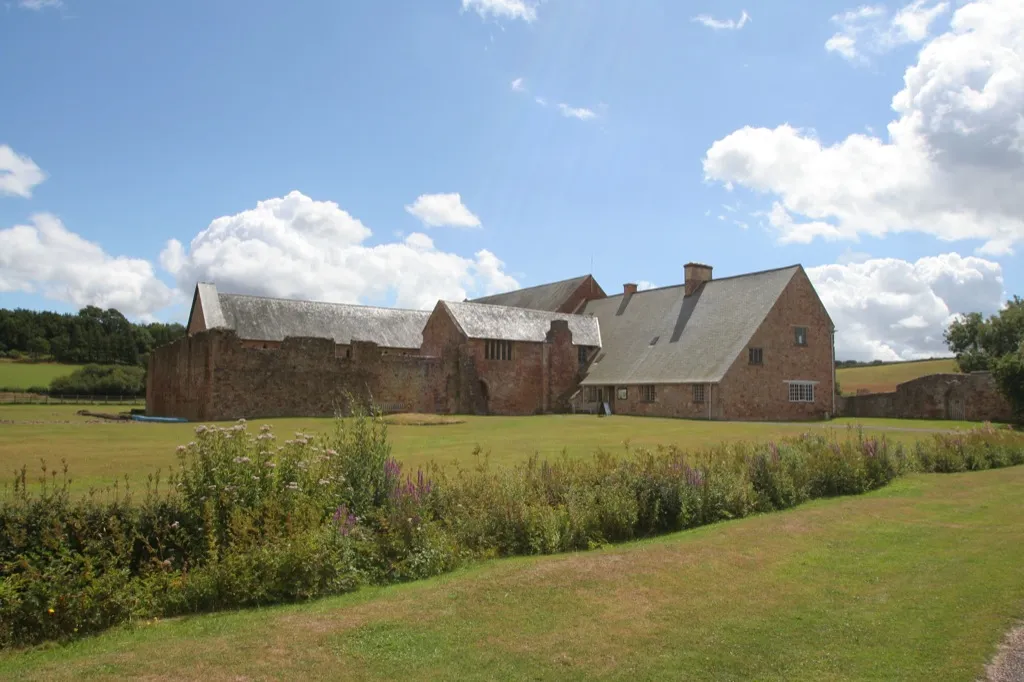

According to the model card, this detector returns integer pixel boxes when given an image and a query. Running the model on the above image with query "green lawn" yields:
[837,358,958,395]
[0,404,991,492]
[3,466,1021,681]
[0,361,82,390]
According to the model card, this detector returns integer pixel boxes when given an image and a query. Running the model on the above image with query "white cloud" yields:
[162,191,517,310]
[808,253,1005,361]
[557,103,597,121]
[0,213,177,317]
[637,281,657,291]
[511,77,525,92]
[826,1,949,63]
[693,10,750,31]
[405,192,482,228]
[704,0,1024,255]
[462,0,537,22]
[534,96,547,107]
[0,145,46,198]
[18,0,62,9]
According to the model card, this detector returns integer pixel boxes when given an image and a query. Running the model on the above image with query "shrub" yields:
[1,414,1022,649]
[49,364,146,396]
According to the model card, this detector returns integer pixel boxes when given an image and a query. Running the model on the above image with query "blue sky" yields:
[1,0,1022,360]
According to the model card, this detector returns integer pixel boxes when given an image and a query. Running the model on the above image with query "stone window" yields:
[794,326,808,346]
[485,339,513,360]
[578,346,589,367]
[693,384,705,403]
[788,381,815,403]
[749,347,763,365]
[640,385,657,402]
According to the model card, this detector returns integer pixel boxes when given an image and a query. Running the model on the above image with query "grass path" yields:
[4,466,1023,681]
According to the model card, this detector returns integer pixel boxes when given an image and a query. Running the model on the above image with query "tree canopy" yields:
[944,296,1024,420]
[0,306,185,367]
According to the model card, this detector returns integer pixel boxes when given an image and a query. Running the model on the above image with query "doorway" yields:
[478,379,490,415]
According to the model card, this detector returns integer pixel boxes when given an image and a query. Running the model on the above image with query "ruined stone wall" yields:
[147,333,214,421]
[717,268,835,421]
[147,330,457,421]
[840,372,1013,422]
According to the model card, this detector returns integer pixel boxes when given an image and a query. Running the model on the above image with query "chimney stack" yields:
[684,263,713,296]
[623,283,638,296]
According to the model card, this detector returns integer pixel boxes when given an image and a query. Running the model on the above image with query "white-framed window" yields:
[794,326,808,347]
[788,381,815,403]
[617,387,628,400]
[640,385,656,402]
[693,384,705,403]
[485,339,513,360]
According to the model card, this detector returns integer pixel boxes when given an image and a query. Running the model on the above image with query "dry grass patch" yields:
[381,413,466,426]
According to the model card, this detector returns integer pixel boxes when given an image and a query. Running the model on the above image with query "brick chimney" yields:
[684,263,713,296]
[623,283,638,296]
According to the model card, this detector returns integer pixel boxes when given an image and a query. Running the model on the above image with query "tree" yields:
[26,336,50,360]
[945,297,1024,421]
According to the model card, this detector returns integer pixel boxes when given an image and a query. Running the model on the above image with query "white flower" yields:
[176,445,187,453]
[195,425,208,434]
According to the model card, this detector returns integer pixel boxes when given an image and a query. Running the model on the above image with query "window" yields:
[693,384,705,403]
[616,387,628,400]
[640,385,657,402]
[584,386,599,402]
[794,327,808,347]
[578,346,589,366]
[788,381,815,403]
[485,339,513,360]
[749,347,763,365]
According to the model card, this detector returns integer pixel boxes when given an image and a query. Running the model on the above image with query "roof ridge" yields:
[446,299,592,318]
[470,274,590,300]
[590,265,801,302]
[218,292,430,314]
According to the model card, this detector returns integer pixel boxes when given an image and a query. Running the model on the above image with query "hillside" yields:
[837,358,958,395]
[0,361,83,390]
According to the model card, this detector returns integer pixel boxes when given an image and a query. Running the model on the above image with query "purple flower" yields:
[333,504,357,536]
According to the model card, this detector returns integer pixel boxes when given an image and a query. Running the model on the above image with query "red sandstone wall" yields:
[840,372,1013,422]
[147,333,214,421]
[608,383,720,419]
[560,276,608,314]
[717,268,835,421]
[545,320,583,411]
[470,338,546,415]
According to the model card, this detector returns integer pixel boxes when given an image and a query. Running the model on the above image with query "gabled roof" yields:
[442,300,602,347]
[579,266,801,385]
[191,283,430,349]
[468,275,597,312]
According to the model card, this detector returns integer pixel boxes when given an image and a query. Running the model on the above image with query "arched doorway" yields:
[478,379,490,415]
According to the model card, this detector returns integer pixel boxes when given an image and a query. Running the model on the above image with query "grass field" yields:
[3,465,1021,681]
[837,358,958,395]
[0,361,82,390]
[0,404,992,493]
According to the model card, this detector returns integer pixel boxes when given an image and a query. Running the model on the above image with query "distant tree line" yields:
[0,306,185,367]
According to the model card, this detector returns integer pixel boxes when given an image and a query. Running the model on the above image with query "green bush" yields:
[49,364,146,396]
[1,412,1022,649]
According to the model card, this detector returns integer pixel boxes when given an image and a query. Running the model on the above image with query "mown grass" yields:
[0,361,83,391]
[0,404,992,492]
[2,466,1021,681]
[837,358,958,395]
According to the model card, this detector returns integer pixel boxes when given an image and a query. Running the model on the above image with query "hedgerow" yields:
[1,412,1021,648]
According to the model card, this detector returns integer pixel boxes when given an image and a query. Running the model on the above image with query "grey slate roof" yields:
[443,300,602,347]
[579,266,801,385]
[468,275,594,312]
[193,284,430,349]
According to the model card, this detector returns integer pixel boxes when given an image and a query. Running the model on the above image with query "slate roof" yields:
[192,284,430,349]
[442,300,602,347]
[579,266,803,385]
[468,275,596,312]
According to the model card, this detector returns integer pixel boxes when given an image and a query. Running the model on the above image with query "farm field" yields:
[3,465,1022,681]
[0,361,82,390]
[0,404,992,492]
[837,358,958,395]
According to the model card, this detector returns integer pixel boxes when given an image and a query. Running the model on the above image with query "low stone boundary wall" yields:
[839,371,1013,422]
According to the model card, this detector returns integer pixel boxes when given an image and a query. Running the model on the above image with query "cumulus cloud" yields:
[0,145,46,198]
[808,253,1005,361]
[161,191,517,310]
[405,192,482,228]
[462,0,537,22]
[826,1,949,62]
[510,77,525,92]
[0,213,177,316]
[704,0,1024,255]
[637,281,657,291]
[693,10,751,31]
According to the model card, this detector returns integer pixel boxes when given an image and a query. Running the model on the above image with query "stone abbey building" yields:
[147,263,837,422]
